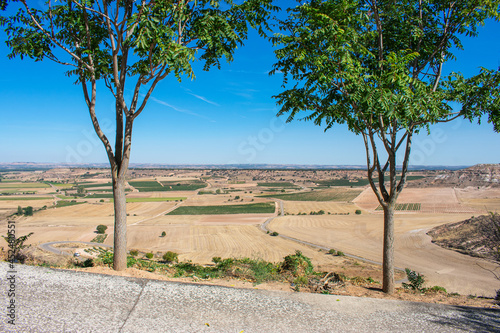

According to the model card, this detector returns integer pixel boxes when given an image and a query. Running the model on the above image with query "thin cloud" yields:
[187,92,220,106]
[149,96,215,122]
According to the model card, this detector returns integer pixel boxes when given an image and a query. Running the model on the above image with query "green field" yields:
[54,200,86,208]
[160,180,207,191]
[167,202,275,215]
[258,182,298,188]
[259,189,362,202]
[0,196,52,201]
[129,180,207,192]
[376,203,421,211]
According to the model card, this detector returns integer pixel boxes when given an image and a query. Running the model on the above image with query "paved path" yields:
[39,241,112,256]
[1,262,499,332]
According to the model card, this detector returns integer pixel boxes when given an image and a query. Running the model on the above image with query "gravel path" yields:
[1,262,499,332]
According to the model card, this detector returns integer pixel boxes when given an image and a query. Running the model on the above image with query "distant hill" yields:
[428,213,500,261]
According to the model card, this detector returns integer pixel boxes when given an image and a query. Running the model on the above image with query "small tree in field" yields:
[1,0,277,271]
[96,224,107,234]
[272,0,499,293]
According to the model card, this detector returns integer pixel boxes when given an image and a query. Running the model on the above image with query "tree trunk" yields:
[112,175,127,271]
[382,204,395,294]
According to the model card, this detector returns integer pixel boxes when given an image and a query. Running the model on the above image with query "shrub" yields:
[328,249,336,255]
[336,251,345,256]
[280,250,314,277]
[355,209,362,215]
[212,256,222,264]
[235,196,240,200]
[402,268,426,292]
[293,275,309,286]
[145,252,154,259]
[78,258,94,268]
[160,231,166,237]
[99,199,105,202]
[270,231,279,236]
[162,251,179,263]
[129,249,139,257]
[427,286,447,293]
[24,206,33,216]
[1,232,34,263]
[96,225,107,234]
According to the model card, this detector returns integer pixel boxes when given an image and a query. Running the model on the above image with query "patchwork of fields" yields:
[0,170,498,296]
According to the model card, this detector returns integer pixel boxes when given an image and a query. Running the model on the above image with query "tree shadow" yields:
[427,305,500,332]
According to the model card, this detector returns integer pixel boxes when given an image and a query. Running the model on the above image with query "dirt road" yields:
[268,214,500,297]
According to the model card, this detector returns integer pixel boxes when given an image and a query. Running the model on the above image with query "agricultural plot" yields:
[0,196,52,201]
[124,197,186,203]
[160,180,207,191]
[129,180,206,192]
[167,202,275,215]
[283,201,358,215]
[257,182,298,188]
[259,188,362,202]
[315,175,425,187]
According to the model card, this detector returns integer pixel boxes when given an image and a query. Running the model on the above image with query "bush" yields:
[145,252,154,259]
[96,224,107,234]
[336,251,345,256]
[129,249,139,257]
[427,286,447,293]
[162,251,179,263]
[160,231,166,237]
[355,209,362,215]
[280,250,314,277]
[270,231,279,236]
[212,256,222,264]
[293,275,309,286]
[328,249,336,255]
[402,268,426,292]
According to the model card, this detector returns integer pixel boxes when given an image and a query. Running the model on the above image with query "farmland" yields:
[259,188,362,202]
[167,202,275,215]
[0,165,499,297]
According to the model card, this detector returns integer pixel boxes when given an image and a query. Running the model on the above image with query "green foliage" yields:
[95,248,114,266]
[129,250,139,257]
[355,210,362,215]
[96,225,107,234]
[212,256,222,264]
[402,268,426,292]
[76,258,95,268]
[293,275,308,286]
[309,210,325,215]
[2,231,34,263]
[279,250,314,277]
[145,253,154,259]
[336,251,345,256]
[328,249,336,255]
[90,234,107,243]
[270,231,279,236]
[17,206,22,215]
[427,286,447,294]
[160,231,166,237]
[162,251,179,263]
[54,200,85,208]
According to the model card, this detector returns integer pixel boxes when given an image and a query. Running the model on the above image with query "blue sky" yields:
[0,2,499,167]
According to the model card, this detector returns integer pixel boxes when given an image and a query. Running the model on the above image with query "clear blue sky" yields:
[0,2,499,167]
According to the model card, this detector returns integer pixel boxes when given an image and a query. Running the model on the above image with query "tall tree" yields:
[1,0,277,271]
[271,0,499,294]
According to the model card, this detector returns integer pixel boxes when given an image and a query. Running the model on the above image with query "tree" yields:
[24,206,33,216]
[271,0,499,293]
[96,224,108,234]
[1,0,277,271]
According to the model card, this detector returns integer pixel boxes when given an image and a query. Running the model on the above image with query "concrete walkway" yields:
[1,262,499,332]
